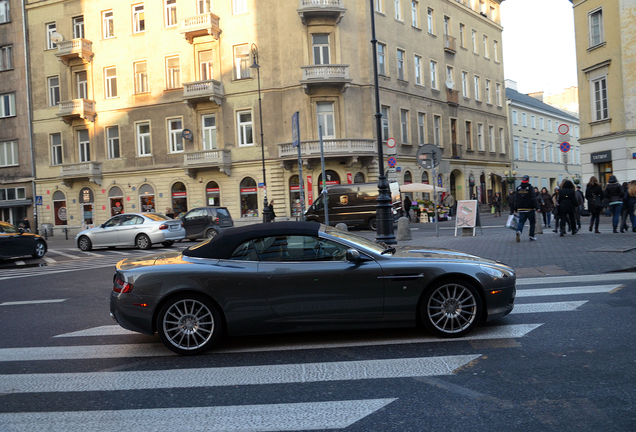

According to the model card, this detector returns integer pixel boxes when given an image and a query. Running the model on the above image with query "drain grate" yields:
[589,246,636,253]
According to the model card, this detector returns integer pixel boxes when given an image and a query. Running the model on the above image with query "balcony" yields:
[183,149,232,177]
[179,12,222,43]
[297,0,346,25]
[55,38,94,65]
[444,35,457,54]
[450,143,463,159]
[299,64,352,94]
[56,99,96,124]
[59,162,102,187]
[279,138,376,170]
[446,88,459,106]
[182,79,224,107]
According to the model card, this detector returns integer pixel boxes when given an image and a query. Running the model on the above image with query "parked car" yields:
[181,206,234,240]
[0,221,47,259]
[75,213,185,251]
[110,221,516,355]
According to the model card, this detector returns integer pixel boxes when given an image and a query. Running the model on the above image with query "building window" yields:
[512,110,518,125]
[522,112,527,127]
[0,0,9,24]
[513,136,519,160]
[50,133,63,165]
[237,110,253,146]
[588,8,603,47]
[411,1,419,27]
[532,139,538,161]
[483,35,489,58]
[104,67,118,98]
[166,56,180,89]
[473,75,480,101]
[381,106,390,141]
[317,102,335,139]
[312,34,330,65]
[134,61,148,93]
[499,127,505,154]
[592,76,608,121]
[489,125,495,152]
[443,15,450,35]
[137,122,151,156]
[427,8,434,34]
[0,141,18,167]
[531,115,536,129]
[106,126,120,159]
[433,115,441,146]
[446,65,453,85]
[168,118,183,153]
[78,129,90,162]
[523,138,529,160]
[496,83,501,106]
[430,60,438,89]
[477,123,484,151]
[401,109,409,143]
[133,4,145,33]
[73,16,84,39]
[199,50,214,80]
[0,45,12,71]
[575,126,579,138]
[540,140,546,162]
[461,71,469,97]
[233,44,251,80]
[46,22,57,50]
[48,77,60,106]
[165,0,177,27]
[465,120,472,150]
[548,119,552,132]
[198,0,212,14]
[395,0,402,20]
[485,79,491,103]
[414,55,422,85]
[471,29,477,53]
[375,0,383,13]
[397,49,405,80]
[459,23,465,48]
[378,43,386,76]
[493,40,499,62]
[202,114,217,150]
[103,10,114,39]
[233,0,247,15]
[418,112,426,144]
[76,71,87,99]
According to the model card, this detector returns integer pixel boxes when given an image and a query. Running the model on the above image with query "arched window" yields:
[317,170,340,194]
[421,171,429,184]
[404,171,413,184]
[240,177,258,217]
[289,175,303,217]
[139,184,155,212]
[52,191,67,225]
[171,182,188,217]
[206,181,220,206]
[109,186,124,216]
[353,172,365,183]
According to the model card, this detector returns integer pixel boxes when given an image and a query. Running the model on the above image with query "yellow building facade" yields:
[27,0,509,229]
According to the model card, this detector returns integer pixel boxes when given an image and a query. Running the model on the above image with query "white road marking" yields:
[54,325,139,337]
[46,249,82,259]
[0,299,67,306]
[516,273,636,285]
[0,399,397,432]
[511,301,588,314]
[0,355,481,394]
[516,285,620,297]
[41,257,57,263]
[14,260,25,266]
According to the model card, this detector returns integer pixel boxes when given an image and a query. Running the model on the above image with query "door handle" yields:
[377,273,425,280]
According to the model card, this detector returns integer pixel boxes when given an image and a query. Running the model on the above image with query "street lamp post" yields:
[251,44,271,223]
[369,0,396,244]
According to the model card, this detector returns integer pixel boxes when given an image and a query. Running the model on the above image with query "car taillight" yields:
[215,217,219,223]
[113,277,133,293]
[159,223,168,230]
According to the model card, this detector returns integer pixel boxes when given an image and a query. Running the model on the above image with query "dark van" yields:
[181,206,234,240]
[304,182,401,230]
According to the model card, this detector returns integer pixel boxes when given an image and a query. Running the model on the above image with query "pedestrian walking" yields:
[403,195,412,221]
[551,187,561,232]
[625,181,636,233]
[492,192,502,217]
[539,187,553,227]
[19,217,31,232]
[507,189,516,215]
[165,207,175,218]
[604,175,624,233]
[267,200,277,220]
[585,176,604,233]
[558,180,578,236]
[514,175,539,242]
[619,182,630,232]
[575,185,585,230]
[443,194,455,216]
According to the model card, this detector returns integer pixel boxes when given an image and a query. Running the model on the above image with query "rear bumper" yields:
[149,228,186,243]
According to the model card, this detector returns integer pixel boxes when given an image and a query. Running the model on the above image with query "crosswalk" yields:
[0,274,633,431]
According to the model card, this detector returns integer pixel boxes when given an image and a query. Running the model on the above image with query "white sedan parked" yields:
[76,213,185,251]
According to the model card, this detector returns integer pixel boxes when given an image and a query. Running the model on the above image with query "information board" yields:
[454,200,480,236]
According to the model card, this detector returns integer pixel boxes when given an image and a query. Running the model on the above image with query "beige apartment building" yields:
[1,0,35,227]
[571,0,636,185]
[27,0,508,229]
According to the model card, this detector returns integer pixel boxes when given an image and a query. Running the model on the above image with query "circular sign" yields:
[560,142,571,153]
[182,129,193,140]
[58,207,67,221]
[558,124,570,135]
[387,157,397,168]
[387,138,397,148]
[416,144,442,169]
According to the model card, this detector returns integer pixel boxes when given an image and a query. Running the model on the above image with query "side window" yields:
[231,240,259,261]
[104,216,122,227]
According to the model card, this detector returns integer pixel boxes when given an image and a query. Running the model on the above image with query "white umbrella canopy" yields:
[399,183,448,193]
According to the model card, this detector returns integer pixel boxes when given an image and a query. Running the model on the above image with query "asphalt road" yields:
[1,238,635,431]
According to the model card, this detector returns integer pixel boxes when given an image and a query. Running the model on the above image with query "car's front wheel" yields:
[32,241,46,258]
[421,280,482,338]
[368,217,377,231]
[78,236,92,251]
[136,234,152,250]
[156,294,222,355]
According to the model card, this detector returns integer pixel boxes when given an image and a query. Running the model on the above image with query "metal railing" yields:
[444,35,457,53]
[279,138,375,158]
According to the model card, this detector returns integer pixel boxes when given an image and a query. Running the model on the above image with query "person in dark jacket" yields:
[539,187,553,228]
[492,192,502,217]
[626,181,636,233]
[558,180,578,236]
[585,176,604,233]
[575,185,585,230]
[604,175,624,233]
[551,187,561,232]
[619,182,630,232]
[403,195,412,221]
[507,189,516,215]
[514,175,539,242]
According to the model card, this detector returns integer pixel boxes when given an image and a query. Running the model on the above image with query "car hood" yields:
[116,251,189,270]
[391,246,503,266]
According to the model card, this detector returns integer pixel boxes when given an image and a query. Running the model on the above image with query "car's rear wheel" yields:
[205,228,218,239]
[421,280,482,338]
[368,217,377,231]
[32,241,46,259]
[78,236,92,251]
[136,234,152,250]
[156,294,222,355]
[162,241,174,247]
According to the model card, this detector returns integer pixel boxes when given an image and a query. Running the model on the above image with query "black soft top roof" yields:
[182,221,322,259]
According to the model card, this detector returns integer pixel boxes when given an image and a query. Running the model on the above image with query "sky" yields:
[500,0,579,96]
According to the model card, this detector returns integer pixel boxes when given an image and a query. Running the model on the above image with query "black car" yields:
[181,206,233,240]
[110,221,516,356]
[0,221,47,259]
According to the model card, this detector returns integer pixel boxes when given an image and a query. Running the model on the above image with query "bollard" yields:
[64,227,68,240]
[44,228,48,240]
[396,217,412,241]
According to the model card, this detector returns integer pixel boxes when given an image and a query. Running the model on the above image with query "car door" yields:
[0,223,25,258]
[117,215,144,246]
[91,215,123,247]
[257,235,384,320]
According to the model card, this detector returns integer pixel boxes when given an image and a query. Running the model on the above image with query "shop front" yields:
[206,181,221,206]
[591,150,613,185]
[139,184,156,212]
[109,186,124,217]
[171,182,188,217]
[52,190,68,225]
[78,187,94,227]
[240,177,258,218]
[289,175,303,218]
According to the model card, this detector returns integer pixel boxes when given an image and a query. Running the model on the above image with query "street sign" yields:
[558,123,570,135]
[387,157,397,167]
[416,144,442,169]
[560,142,571,153]
[386,137,397,148]
[35,196,43,206]
[557,133,570,144]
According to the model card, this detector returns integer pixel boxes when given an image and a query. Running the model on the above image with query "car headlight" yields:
[480,264,512,278]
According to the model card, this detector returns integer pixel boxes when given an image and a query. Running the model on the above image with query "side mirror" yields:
[100,224,106,228]
[345,248,361,262]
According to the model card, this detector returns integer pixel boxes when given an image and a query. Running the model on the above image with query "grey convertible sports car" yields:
[110,221,516,355]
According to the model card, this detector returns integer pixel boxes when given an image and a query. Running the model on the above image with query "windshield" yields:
[0,222,19,233]
[323,226,385,254]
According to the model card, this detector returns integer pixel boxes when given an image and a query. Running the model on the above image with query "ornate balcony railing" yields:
[279,138,375,158]
[451,143,463,159]
[299,64,352,93]
[59,162,102,186]
[297,0,346,25]
[183,149,231,177]
[55,38,94,65]
[182,79,224,106]
[179,12,222,43]
[56,99,96,123]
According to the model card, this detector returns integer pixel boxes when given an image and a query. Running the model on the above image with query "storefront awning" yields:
[0,199,33,208]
